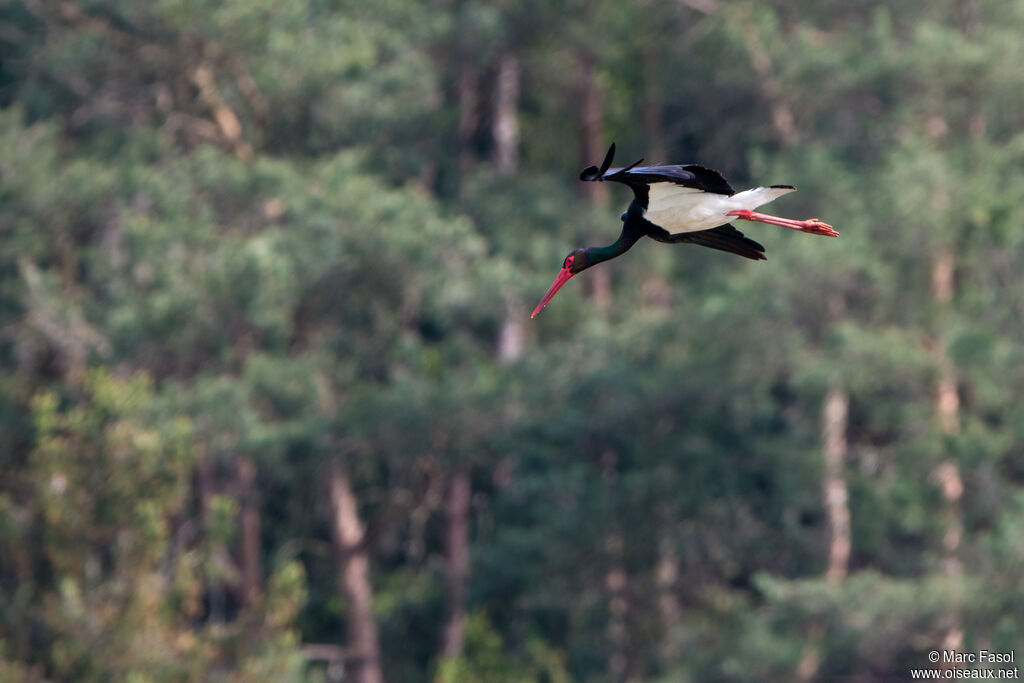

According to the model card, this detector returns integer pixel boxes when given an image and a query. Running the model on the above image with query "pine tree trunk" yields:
[492,51,520,176]
[327,461,383,683]
[605,531,631,682]
[498,285,525,363]
[490,50,528,345]
[655,528,682,664]
[457,63,479,175]
[440,469,472,659]
[578,53,607,205]
[497,308,524,363]
[931,247,964,666]
[235,455,262,607]
[932,1,981,659]
[577,52,611,307]
[641,42,666,163]
[734,8,798,146]
[796,386,851,681]
[196,451,225,624]
[822,388,851,583]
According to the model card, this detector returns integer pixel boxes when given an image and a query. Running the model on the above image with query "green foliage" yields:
[0,370,305,681]
[3,0,1024,680]
[435,611,570,683]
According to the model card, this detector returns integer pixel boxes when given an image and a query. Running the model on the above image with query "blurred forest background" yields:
[2,0,1024,681]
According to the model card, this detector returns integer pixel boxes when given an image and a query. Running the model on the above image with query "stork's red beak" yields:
[531,267,575,318]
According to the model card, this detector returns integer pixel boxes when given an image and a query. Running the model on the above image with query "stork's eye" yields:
[563,255,574,269]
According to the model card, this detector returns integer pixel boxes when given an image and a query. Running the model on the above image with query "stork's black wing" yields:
[580,143,736,198]
[648,223,766,261]
[613,164,735,195]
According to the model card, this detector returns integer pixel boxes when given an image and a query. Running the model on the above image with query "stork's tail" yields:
[731,185,797,210]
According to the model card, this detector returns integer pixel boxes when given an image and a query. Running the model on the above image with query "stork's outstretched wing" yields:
[648,223,766,261]
[580,143,736,207]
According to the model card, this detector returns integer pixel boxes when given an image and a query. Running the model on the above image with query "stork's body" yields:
[531,143,837,318]
[644,184,794,234]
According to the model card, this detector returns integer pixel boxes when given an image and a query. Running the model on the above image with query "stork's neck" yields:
[585,221,645,266]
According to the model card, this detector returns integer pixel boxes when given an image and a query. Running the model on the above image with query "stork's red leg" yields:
[727,209,838,237]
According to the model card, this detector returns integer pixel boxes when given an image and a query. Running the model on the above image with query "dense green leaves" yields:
[1,371,304,680]
[3,0,1024,680]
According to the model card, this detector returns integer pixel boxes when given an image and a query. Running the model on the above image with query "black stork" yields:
[531,143,837,318]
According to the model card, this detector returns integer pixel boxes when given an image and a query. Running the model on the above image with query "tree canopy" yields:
[2,0,1024,681]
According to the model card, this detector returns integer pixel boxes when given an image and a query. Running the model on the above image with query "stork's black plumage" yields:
[531,143,837,318]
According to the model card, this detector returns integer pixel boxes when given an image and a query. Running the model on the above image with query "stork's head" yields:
[530,249,594,318]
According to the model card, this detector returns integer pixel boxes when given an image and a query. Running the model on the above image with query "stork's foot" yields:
[798,218,839,237]
[727,210,838,237]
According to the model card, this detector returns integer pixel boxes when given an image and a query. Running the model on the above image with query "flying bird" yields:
[531,143,837,318]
